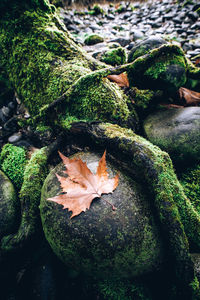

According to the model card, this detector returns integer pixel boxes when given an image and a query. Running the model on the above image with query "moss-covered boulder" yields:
[127,44,187,93]
[0,170,19,238]
[100,47,127,66]
[128,36,167,63]
[88,4,104,16]
[143,107,200,165]
[40,152,164,280]
[84,34,104,46]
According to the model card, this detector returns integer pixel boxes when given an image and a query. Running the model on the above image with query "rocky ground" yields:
[61,0,200,60]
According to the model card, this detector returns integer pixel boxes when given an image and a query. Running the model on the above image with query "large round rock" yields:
[0,170,19,238]
[40,152,164,280]
[144,107,200,165]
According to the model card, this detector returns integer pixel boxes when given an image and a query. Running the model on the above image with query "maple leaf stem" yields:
[102,198,117,211]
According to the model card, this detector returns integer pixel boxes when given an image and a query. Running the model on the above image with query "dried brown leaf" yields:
[107,73,129,87]
[48,151,119,218]
[179,87,200,106]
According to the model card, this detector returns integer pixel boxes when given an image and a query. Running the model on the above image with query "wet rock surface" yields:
[40,151,164,279]
[143,106,200,165]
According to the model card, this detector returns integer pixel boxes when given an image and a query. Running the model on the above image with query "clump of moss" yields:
[128,87,155,110]
[88,4,104,16]
[115,4,126,13]
[180,165,200,215]
[101,47,127,66]
[183,0,194,7]
[49,0,63,7]
[84,34,104,46]
[0,144,27,190]
[98,279,151,300]
[127,44,187,92]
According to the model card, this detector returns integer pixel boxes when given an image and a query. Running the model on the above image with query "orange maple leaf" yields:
[48,151,119,218]
[107,73,129,87]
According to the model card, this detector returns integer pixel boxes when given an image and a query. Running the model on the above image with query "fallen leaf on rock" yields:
[48,151,119,218]
[107,73,129,87]
[179,87,200,106]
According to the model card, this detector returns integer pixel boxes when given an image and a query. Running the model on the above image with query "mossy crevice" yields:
[1,147,49,252]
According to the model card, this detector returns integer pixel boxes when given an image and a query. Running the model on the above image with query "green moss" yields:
[60,74,132,127]
[0,144,27,190]
[186,57,200,80]
[88,4,104,16]
[129,87,155,110]
[0,2,138,130]
[189,277,200,299]
[84,34,104,45]
[0,67,14,106]
[20,147,48,210]
[74,10,85,16]
[115,5,125,13]
[127,44,187,92]
[49,0,63,7]
[180,165,200,215]
[1,147,49,252]
[0,4,97,118]
[101,47,127,66]
[98,278,151,300]
[183,0,194,7]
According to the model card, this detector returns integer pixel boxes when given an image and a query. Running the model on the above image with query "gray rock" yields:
[128,36,167,63]
[40,152,164,280]
[0,170,19,238]
[109,37,131,47]
[143,107,200,164]
[8,132,22,143]
[130,29,144,41]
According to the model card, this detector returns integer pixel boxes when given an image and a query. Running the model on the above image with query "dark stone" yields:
[109,37,131,47]
[0,110,8,124]
[3,116,18,133]
[164,12,176,20]
[128,36,167,63]
[40,152,164,280]
[8,132,22,144]
[187,11,199,22]
[67,24,79,33]
[173,17,182,24]
[106,14,115,20]
[14,140,31,149]
[144,107,200,165]
[63,16,73,26]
